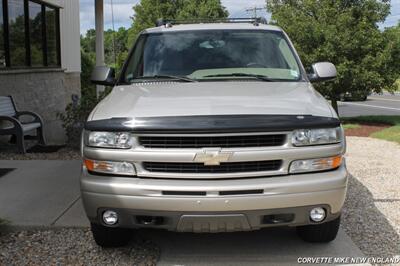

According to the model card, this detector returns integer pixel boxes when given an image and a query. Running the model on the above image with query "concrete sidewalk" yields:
[0,160,89,227]
[0,160,365,264]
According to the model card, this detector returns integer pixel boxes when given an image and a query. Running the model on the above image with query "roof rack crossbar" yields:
[155,17,267,27]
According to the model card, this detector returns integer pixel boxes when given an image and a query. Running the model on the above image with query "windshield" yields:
[123,30,302,83]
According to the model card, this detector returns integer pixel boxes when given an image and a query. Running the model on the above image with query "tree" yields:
[80,27,129,79]
[126,0,228,49]
[267,0,398,114]
[104,27,129,71]
[80,50,95,93]
[81,29,96,56]
[382,23,400,90]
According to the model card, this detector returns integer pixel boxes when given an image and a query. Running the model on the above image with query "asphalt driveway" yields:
[339,92,400,117]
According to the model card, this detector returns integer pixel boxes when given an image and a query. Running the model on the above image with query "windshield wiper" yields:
[203,73,274,81]
[134,75,196,83]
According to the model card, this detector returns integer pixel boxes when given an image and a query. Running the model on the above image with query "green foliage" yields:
[267,0,399,112]
[81,29,96,56]
[58,88,110,149]
[58,91,97,148]
[0,218,9,234]
[104,27,129,72]
[80,27,129,74]
[382,24,400,89]
[0,218,8,226]
[80,50,95,91]
[126,0,229,49]
[60,46,112,148]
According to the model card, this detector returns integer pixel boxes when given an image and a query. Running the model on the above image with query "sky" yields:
[80,0,400,34]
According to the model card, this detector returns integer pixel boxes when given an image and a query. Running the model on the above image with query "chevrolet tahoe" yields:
[81,19,348,247]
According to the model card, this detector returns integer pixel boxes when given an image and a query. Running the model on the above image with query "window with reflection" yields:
[8,0,26,67]
[29,1,43,66]
[46,6,57,66]
[0,0,5,67]
[0,0,60,68]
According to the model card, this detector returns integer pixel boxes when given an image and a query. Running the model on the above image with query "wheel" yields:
[296,216,341,243]
[90,223,133,247]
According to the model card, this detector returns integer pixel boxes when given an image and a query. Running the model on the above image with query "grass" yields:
[341,116,400,144]
[342,123,361,130]
[372,126,400,144]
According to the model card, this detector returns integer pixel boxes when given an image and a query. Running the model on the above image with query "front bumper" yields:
[81,164,348,232]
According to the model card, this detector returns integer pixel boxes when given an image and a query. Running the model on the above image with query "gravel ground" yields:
[343,136,400,258]
[0,228,159,266]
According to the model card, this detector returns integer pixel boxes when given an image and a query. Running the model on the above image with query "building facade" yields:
[0,0,81,144]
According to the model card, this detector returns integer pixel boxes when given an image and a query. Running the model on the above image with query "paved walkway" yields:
[0,160,89,227]
[0,160,365,264]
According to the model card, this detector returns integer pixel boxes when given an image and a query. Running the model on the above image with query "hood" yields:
[89,81,334,121]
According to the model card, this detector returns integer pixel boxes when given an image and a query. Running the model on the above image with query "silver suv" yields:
[82,19,347,247]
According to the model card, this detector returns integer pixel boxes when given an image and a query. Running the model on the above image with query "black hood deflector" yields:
[84,115,340,134]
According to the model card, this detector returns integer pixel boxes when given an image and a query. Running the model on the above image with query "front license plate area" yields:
[177,214,251,233]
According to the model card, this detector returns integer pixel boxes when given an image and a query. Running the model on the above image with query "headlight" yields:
[86,131,134,149]
[291,127,341,146]
[290,155,342,174]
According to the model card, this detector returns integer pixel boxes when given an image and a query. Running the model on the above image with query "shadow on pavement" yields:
[342,174,400,258]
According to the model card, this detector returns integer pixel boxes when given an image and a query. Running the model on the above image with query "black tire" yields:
[296,216,341,243]
[90,223,133,247]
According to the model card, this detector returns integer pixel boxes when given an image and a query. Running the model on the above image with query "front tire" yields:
[91,223,133,247]
[296,216,341,243]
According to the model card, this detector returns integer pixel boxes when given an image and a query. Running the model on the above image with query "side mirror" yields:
[91,66,116,86]
[308,62,337,82]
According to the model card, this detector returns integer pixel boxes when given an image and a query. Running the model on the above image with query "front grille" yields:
[138,134,286,149]
[143,160,282,174]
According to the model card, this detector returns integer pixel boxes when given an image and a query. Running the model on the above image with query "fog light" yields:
[103,210,118,225]
[310,207,326,222]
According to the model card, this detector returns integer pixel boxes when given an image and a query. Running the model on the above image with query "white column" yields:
[95,0,105,96]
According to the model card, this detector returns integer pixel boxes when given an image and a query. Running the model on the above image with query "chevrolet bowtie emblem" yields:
[193,150,233,166]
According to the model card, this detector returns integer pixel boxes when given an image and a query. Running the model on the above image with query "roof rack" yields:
[155,17,268,27]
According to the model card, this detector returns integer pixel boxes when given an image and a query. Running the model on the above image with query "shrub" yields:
[58,88,109,149]
[0,218,9,234]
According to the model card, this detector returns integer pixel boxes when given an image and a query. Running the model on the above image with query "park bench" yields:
[0,96,45,153]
